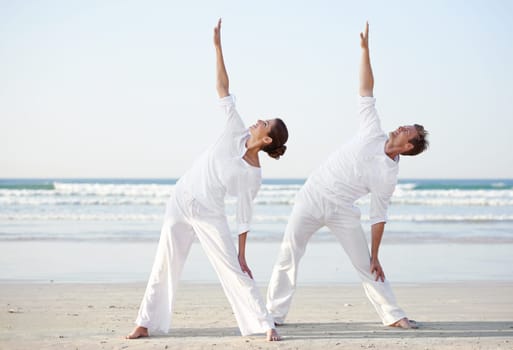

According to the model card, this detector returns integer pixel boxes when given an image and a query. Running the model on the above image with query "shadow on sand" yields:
[153,321,513,340]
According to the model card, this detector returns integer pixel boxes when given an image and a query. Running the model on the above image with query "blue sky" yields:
[1,0,513,179]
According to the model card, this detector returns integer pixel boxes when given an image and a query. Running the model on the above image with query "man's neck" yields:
[384,140,400,161]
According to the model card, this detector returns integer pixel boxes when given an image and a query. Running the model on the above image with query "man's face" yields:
[388,125,418,148]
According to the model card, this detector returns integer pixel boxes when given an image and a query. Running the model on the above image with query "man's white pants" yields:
[135,187,274,336]
[266,186,407,326]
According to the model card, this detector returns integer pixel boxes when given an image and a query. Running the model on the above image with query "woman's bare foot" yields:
[126,326,149,339]
[390,317,418,329]
[266,328,281,341]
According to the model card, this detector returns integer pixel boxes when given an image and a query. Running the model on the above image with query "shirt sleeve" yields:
[218,94,246,134]
[235,172,260,234]
[358,96,383,138]
[369,185,394,225]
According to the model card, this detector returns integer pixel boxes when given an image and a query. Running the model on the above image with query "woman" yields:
[126,19,287,342]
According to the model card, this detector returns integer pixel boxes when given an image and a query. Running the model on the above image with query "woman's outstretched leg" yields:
[190,211,278,340]
[127,219,195,338]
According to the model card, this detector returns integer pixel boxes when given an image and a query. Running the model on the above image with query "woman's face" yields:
[249,119,275,139]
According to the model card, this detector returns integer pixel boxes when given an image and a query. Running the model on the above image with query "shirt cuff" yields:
[218,94,236,106]
[237,222,250,234]
[369,217,387,226]
[359,95,376,103]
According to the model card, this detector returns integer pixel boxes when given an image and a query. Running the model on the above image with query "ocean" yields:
[1,178,513,283]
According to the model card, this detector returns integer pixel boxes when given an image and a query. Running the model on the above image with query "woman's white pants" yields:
[135,188,274,336]
[266,187,407,326]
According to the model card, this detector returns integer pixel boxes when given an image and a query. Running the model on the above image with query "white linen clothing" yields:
[266,186,406,325]
[135,95,274,336]
[178,94,261,234]
[266,96,406,326]
[306,96,399,225]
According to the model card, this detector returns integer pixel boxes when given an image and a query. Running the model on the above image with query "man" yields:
[266,22,428,329]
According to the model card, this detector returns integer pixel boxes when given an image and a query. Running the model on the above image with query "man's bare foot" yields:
[266,328,281,341]
[126,326,149,339]
[390,317,418,329]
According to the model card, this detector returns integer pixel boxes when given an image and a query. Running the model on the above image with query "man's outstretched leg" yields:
[329,217,413,327]
[266,193,322,324]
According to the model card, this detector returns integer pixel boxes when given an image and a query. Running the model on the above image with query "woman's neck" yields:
[243,149,261,168]
[244,137,261,167]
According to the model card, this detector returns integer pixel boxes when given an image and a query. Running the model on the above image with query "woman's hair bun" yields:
[266,144,287,159]
[263,118,288,160]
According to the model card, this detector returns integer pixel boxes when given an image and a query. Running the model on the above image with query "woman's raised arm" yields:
[214,18,229,98]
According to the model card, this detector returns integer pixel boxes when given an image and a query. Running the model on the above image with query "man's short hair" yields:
[402,124,429,156]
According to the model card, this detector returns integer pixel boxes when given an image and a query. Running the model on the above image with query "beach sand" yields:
[1,282,513,350]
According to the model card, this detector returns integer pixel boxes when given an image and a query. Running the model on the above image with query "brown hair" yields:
[263,118,288,160]
[401,124,429,156]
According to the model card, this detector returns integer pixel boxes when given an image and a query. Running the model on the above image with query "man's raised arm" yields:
[359,22,374,97]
